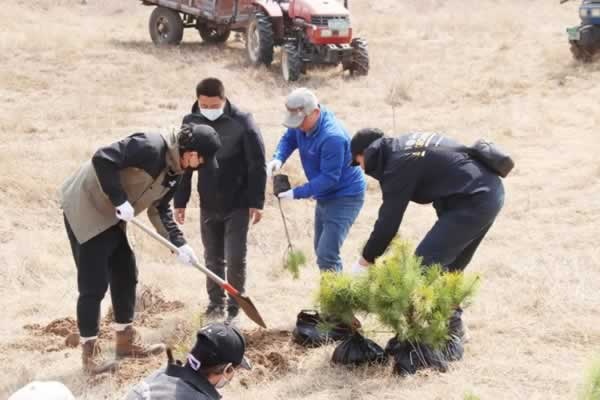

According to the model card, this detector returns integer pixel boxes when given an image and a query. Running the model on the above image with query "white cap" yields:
[8,381,75,400]
[283,88,319,128]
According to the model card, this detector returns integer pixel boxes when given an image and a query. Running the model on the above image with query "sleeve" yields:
[293,136,345,199]
[361,177,417,263]
[147,182,186,247]
[243,114,267,209]
[91,134,158,207]
[173,170,193,209]
[272,129,298,164]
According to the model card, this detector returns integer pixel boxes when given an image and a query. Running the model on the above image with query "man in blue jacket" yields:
[266,88,366,272]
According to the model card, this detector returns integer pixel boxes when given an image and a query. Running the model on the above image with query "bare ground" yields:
[1,0,600,399]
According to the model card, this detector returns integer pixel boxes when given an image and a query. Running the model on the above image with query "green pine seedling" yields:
[284,248,307,279]
[315,238,480,350]
[464,392,481,400]
[316,271,370,328]
[580,356,600,400]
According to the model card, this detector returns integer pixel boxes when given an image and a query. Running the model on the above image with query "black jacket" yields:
[174,101,266,211]
[362,133,500,263]
[124,365,221,400]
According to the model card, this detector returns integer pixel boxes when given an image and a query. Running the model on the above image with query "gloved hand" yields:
[177,244,198,266]
[115,201,135,222]
[350,258,369,276]
[277,189,294,200]
[266,159,282,178]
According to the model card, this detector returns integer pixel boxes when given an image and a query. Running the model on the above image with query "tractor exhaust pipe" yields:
[344,0,348,9]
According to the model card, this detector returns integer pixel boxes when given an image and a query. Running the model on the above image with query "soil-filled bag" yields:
[273,174,292,196]
[385,337,449,375]
[445,309,465,361]
[292,310,353,348]
[331,333,387,366]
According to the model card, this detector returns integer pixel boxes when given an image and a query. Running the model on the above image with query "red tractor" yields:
[140,0,369,81]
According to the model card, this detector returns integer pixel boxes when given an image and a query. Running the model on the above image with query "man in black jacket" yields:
[349,128,505,275]
[174,78,267,324]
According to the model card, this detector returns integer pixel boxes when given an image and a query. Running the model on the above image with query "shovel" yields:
[130,217,267,329]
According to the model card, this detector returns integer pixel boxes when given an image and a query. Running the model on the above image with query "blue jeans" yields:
[314,194,365,272]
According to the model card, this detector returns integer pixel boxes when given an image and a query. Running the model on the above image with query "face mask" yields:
[215,374,230,389]
[200,108,223,121]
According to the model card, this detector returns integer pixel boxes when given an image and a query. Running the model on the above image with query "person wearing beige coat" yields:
[60,124,221,375]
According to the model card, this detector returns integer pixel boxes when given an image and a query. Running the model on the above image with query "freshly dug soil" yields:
[239,329,309,386]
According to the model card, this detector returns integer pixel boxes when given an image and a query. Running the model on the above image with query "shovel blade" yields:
[230,292,267,329]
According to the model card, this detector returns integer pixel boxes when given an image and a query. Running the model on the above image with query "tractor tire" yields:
[198,25,231,44]
[570,25,600,62]
[281,44,302,82]
[348,37,369,76]
[570,42,592,62]
[149,7,184,46]
[246,11,274,66]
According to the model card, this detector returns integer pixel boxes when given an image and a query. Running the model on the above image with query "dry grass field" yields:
[1,0,600,398]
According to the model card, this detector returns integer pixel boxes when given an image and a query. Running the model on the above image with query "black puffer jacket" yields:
[174,100,266,212]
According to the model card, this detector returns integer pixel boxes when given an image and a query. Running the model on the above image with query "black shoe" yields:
[205,304,225,320]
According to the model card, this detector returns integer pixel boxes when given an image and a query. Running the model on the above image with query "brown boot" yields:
[81,339,119,375]
[115,326,165,358]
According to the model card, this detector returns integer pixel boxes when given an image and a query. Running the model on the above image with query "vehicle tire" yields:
[348,37,369,76]
[282,44,302,82]
[149,7,184,46]
[570,41,592,62]
[198,25,231,44]
[246,11,274,65]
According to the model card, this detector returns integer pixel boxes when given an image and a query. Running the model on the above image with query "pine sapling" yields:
[580,356,600,400]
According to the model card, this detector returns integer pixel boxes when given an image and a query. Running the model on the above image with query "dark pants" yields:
[200,208,249,310]
[415,177,505,272]
[64,216,137,338]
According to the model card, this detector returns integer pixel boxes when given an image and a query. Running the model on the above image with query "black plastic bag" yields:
[292,310,353,348]
[331,333,387,366]
[273,174,291,196]
[445,309,465,361]
[385,337,448,375]
[444,334,464,362]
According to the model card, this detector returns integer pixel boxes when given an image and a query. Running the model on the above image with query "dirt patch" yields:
[21,285,185,351]
[135,285,185,315]
[239,329,309,386]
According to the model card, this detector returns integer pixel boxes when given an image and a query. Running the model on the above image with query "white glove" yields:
[350,258,369,276]
[266,159,282,178]
[177,244,198,266]
[115,201,134,222]
[278,189,294,200]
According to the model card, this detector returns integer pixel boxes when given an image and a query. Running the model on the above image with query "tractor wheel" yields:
[198,25,231,44]
[570,42,592,62]
[281,44,302,82]
[246,11,274,65]
[149,7,184,46]
[348,37,369,76]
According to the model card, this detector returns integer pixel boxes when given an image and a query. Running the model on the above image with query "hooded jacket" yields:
[362,133,501,263]
[60,132,185,246]
[174,100,266,211]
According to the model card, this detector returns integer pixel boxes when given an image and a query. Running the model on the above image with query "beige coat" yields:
[60,132,183,244]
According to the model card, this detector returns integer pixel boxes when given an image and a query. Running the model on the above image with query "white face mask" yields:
[200,107,224,121]
[215,374,230,389]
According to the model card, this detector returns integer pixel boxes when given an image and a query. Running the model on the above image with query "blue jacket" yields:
[273,107,366,200]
